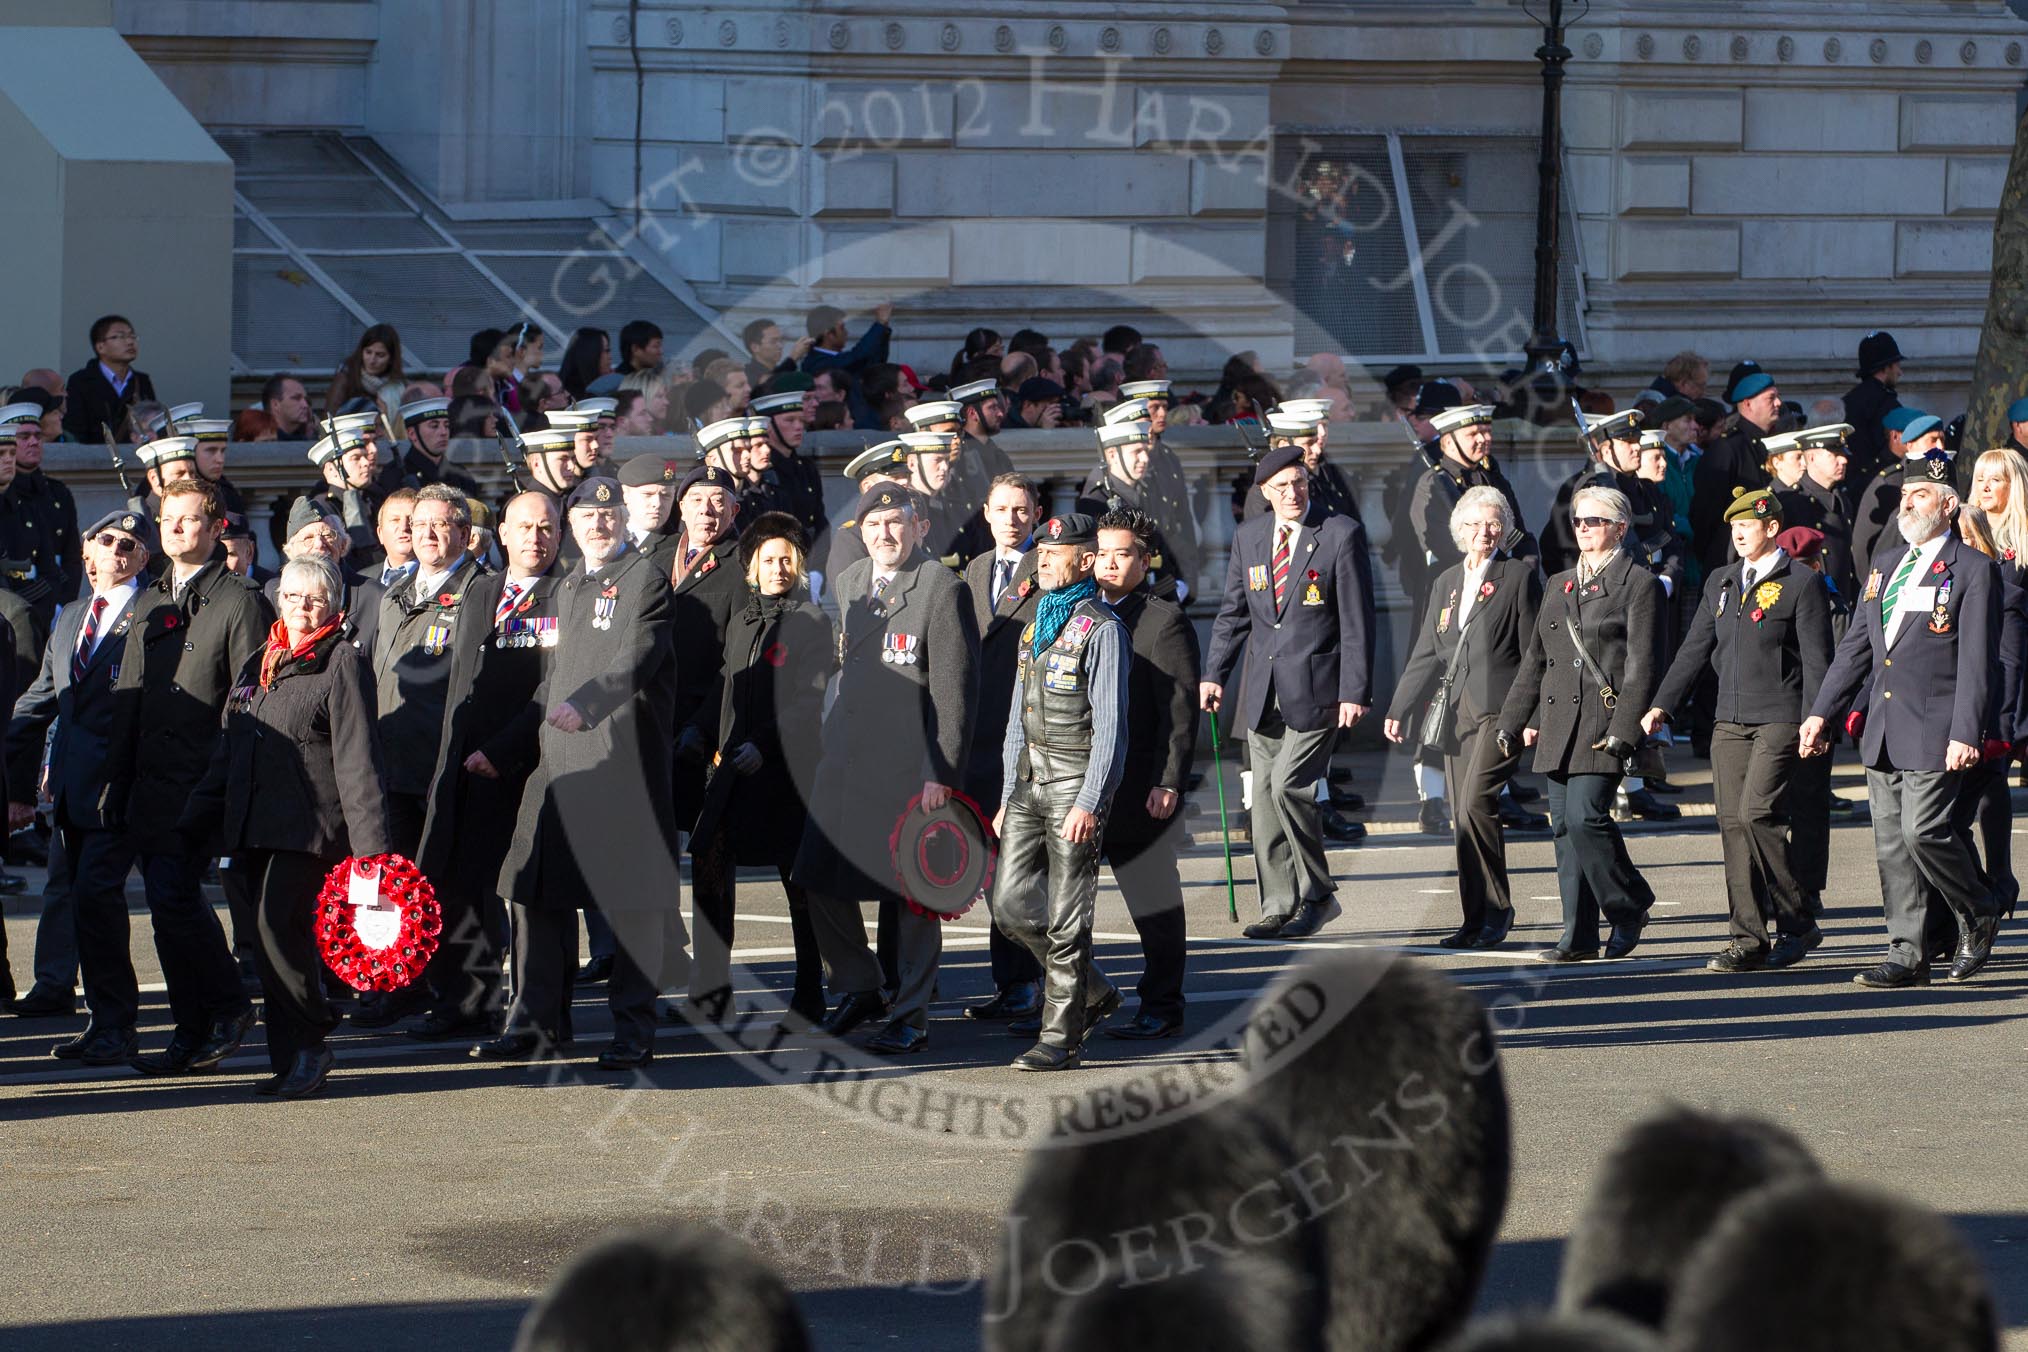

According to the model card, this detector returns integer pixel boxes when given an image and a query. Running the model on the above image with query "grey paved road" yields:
[4,809,2026,1349]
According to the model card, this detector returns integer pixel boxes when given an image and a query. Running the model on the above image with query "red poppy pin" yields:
[1306,569,1320,581]
[1932,560,1946,575]
[1749,608,1765,623]
[1017,578,1032,599]
[764,642,787,668]
[700,556,717,575]
[1564,579,1575,593]
[1478,582,1495,599]
[162,613,180,630]
[436,592,458,608]
[2007,549,2018,562]
[600,582,618,599]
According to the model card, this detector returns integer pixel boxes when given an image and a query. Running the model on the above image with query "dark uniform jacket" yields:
[766,449,829,552]
[960,547,1040,812]
[1852,461,1905,578]
[1206,511,1376,735]
[1691,416,1777,571]
[1077,468,1201,601]
[1992,552,2028,749]
[501,546,680,912]
[1652,553,1834,726]
[1841,375,1901,485]
[104,561,275,852]
[8,469,80,605]
[1407,455,1533,581]
[417,568,558,892]
[1388,555,1542,754]
[1241,456,1363,528]
[669,532,746,829]
[63,362,155,444]
[1104,585,1201,849]
[1776,475,1858,602]
[1811,531,2000,772]
[792,553,979,904]
[1498,548,1664,777]
[183,632,392,860]
[373,557,480,797]
[7,583,139,826]
[380,444,481,496]
[691,591,835,868]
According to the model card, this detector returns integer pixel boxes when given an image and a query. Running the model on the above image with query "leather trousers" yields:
[992,775,1117,1050]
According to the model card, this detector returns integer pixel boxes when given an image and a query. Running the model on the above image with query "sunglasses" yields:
[1572,516,1618,530]
[93,533,137,554]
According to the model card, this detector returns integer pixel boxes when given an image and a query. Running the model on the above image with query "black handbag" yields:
[1419,603,1481,749]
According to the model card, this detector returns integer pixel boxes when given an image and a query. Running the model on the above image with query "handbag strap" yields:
[1434,593,1482,690]
[1563,612,1619,710]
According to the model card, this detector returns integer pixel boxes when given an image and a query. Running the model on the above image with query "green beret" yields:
[1725,487,1782,524]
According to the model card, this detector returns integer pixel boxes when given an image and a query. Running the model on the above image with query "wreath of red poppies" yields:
[314,853,442,992]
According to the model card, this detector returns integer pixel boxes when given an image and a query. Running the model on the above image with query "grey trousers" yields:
[33,835,77,992]
[1247,707,1339,919]
[1866,766,1994,969]
[809,893,941,1030]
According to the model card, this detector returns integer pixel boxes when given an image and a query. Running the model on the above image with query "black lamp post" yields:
[1521,0,1588,390]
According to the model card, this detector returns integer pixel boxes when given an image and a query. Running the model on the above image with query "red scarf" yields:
[259,615,345,689]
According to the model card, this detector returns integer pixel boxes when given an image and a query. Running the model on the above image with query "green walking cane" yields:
[1207,707,1241,923]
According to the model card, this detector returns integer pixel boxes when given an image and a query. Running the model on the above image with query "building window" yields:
[1268,131,1587,366]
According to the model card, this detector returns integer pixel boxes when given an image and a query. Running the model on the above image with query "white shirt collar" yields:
[95,577,140,608]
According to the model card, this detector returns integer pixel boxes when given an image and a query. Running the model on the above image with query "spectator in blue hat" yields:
[1842,331,1906,482]
[2006,396,2028,458]
[1690,370,1785,571]
[1853,411,1945,574]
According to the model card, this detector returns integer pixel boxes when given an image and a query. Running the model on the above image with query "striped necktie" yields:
[72,595,107,684]
[495,580,524,625]
[1881,547,1922,626]
[1271,524,1292,608]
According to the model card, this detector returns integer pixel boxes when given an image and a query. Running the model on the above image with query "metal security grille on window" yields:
[1269,132,1588,366]
[219,131,709,376]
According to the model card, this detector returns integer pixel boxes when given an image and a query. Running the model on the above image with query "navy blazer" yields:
[1810,531,1999,772]
[6,585,140,826]
[1205,512,1376,735]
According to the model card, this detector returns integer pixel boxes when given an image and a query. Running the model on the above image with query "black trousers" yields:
[1545,772,1654,951]
[65,824,140,1031]
[1103,817,1187,1023]
[219,854,260,960]
[385,792,428,862]
[136,847,249,1034]
[689,838,824,1015]
[243,848,341,1074]
[1959,757,2019,914]
[32,833,78,993]
[1446,716,1520,930]
[1709,720,1810,948]
[1788,744,1833,901]
[506,903,577,1043]
[993,777,1117,1050]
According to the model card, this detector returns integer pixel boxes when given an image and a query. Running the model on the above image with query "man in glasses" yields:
[104,481,272,1073]
[63,315,157,444]
[1203,442,1376,941]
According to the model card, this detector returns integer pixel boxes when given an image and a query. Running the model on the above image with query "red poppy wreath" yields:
[314,854,442,992]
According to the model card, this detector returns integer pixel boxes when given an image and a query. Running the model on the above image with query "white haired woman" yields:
[1386,486,1544,949]
[181,555,391,1098]
[1496,485,1664,961]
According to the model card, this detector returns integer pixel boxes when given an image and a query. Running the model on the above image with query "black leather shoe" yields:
[470,1030,551,1061]
[406,1009,494,1042]
[1766,928,1823,970]
[10,985,77,1017]
[273,1048,334,1099]
[189,1006,256,1070]
[1012,1043,1080,1072]
[1644,775,1684,795]
[1437,926,1481,949]
[596,1040,653,1071]
[1705,943,1767,973]
[1621,789,1681,821]
[0,872,26,895]
[73,1026,140,1065]
[1537,947,1597,964]
[965,981,1041,1020]
[1275,897,1342,940]
[866,1020,929,1055]
[252,1071,287,1097]
[1949,918,2001,982]
[1104,1013,1182,1041]
[1329,786,1366,811]
[1854,960,1929,989]
[53,1024,105,1059]
[1473,909,1514,948]
[1242,914,1290,940]
[132,1029,212,1075]
[1603,925,1646,960]
[1507,780,1540,804]
[815,990,888,1037]
[1321,809,1366,843]
[1497,801,1549,831]
[574,954,613,985]
[1417,799,1452,835]
[348,985,429,1029]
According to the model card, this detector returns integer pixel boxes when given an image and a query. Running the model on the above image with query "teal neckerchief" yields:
[1032,577,1098,657]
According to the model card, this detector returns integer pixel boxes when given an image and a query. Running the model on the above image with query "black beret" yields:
[853,482,917,521]
[1037,513,1098,547]
[86,508,159,555]
[618,453,683,488]
[1413,380,1462,415]
[737,510,807,566]
[1016,377,1065,404]
[220,510,254,542]
[677,463,740,499]
[1909,451,1955,487]
[564,477,620,511]
[1650,395,1698,425]
[1255,444,1305,485]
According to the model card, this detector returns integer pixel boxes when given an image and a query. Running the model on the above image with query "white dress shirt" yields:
[1885,532,1949,646]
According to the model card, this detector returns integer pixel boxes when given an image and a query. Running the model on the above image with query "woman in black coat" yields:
[688,513,836,1023]
[184,554,391,1099]
[1386,486,1543,950]
[1497,484,1664,962]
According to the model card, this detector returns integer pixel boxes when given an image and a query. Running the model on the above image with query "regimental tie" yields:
[72,595,107,683]
[871,574,891,603]
[992,556,1014,608]
[495,580,524,625]
[1272,524,1292,608]
[1881,547,1922,625]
